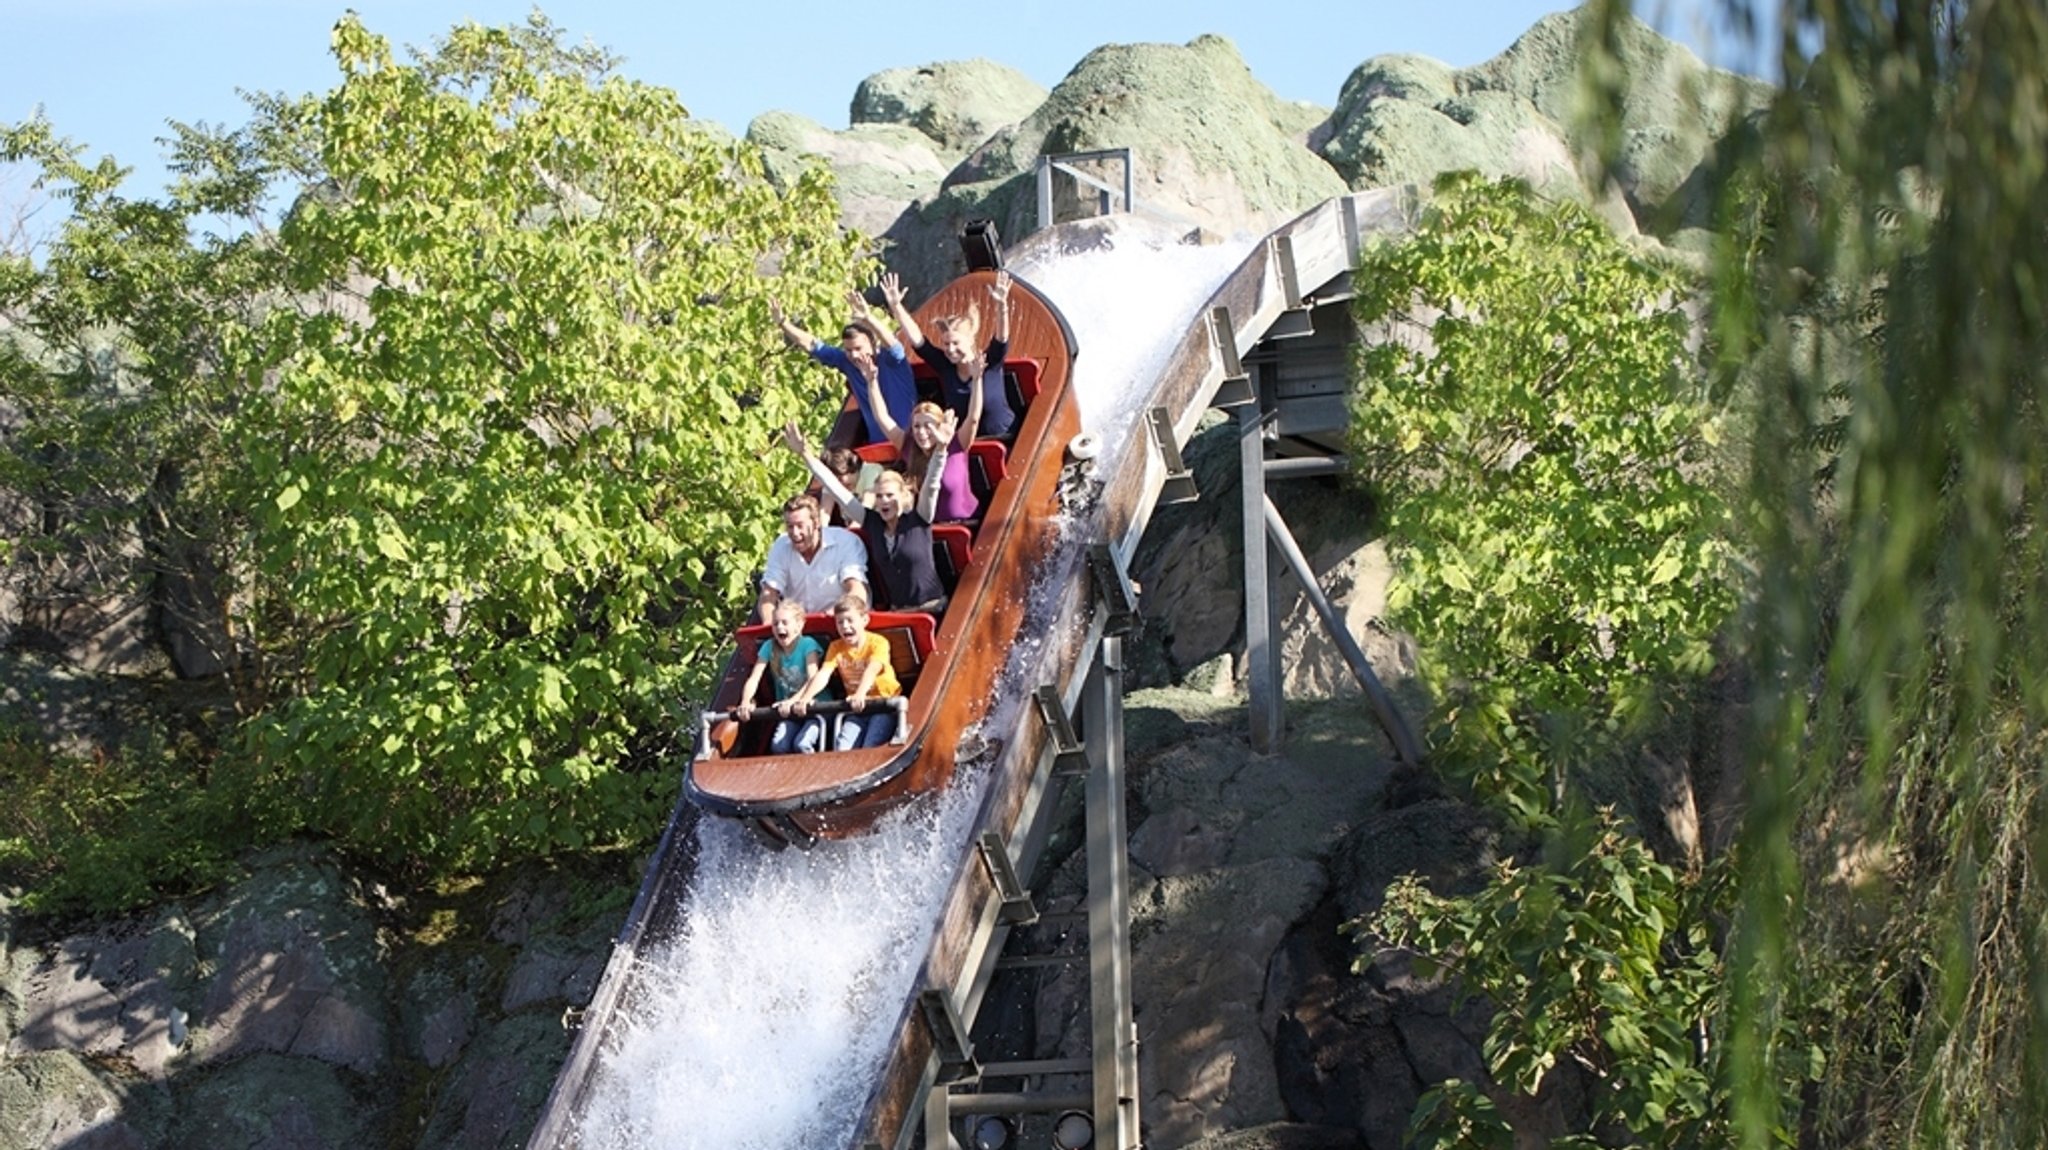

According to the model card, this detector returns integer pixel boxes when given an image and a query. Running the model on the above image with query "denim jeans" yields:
[832,708,897,752]
[770,715,825,755]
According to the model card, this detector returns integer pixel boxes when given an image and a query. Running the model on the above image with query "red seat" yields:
[1005,359,1042,407]
[930,523,973,594]
[967,440,1007,504]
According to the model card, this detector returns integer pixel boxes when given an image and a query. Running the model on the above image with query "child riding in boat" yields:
[788,594,902,751]
[880,270,1016,440]
[732,600,830,754]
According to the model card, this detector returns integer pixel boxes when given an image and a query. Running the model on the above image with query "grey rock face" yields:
[187,852,390,1077]
[167,1052,366,1150]
[748,111,953,240]
[416,1013,571,1150]
[6,911,198,1080]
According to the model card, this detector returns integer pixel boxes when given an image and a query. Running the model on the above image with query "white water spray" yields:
[570,217,1254,1149]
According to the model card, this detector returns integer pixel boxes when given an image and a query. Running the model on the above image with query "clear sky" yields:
[4,0,1767,202]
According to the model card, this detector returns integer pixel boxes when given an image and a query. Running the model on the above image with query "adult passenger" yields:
[880,270,1017,439]
[757,492,869,623]
[864,354,985,524]
[784,421,951,614]
[771,290,915,445]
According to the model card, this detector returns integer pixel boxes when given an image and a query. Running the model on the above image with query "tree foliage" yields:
[2,13,865,879]
[1372,816,1732,1148]
[1596,0,2048,1145]
[1349,172,1735,823]
[1346,172,1751,1147]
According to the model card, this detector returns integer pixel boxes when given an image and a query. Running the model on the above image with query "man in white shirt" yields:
[758,492,869,622]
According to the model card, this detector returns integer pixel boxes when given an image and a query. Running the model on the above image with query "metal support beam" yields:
[1265,455,1349,479]
[924,1087,957,1150]
[1083,635,1140,1149]
[1262,497,1425,769]
[1034,684,1087,776]
[1036,155,1054,233]
[977,832,1038,926]
[1088,544,1140,637]
[921,989,979,1085]
[1240,404,1283,752]
[1209,306,1255,408]
[1274,233,1304,310]
[1148,406,1198,504]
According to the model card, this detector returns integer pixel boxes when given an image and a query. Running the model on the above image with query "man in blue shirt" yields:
[772,289,915,445]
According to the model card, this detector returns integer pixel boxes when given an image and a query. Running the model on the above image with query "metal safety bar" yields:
[695,696,910,756]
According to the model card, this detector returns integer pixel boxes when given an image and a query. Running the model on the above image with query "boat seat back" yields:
[967,441,1008,506]
[1003,359,1041,417]
[931,523,973,595]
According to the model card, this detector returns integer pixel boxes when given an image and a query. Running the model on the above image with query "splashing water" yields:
[569,217,1254,1149]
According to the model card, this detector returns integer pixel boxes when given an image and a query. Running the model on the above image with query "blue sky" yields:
[4,1,1768,202]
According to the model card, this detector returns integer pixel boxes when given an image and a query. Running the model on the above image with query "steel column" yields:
[1262,497,1423,768]
[1083,635,1139,1148]
[1240,402,1282,751]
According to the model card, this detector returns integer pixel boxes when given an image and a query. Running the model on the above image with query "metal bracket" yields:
[1035,684,1088,776]
[978,831,1038,925]
[1275,233,1303,309]
[921,989,980,1084]
[1088,544,1139,638]
[1209,307,1254,409]
[1268,234,1315,340]
[1147,406,1198,504]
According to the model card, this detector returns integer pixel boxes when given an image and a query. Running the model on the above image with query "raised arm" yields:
[770,298,817,352]
[781,421,865,526]
[846,289,900,352]
[956,353,985,447]
[916,412,955,522]
[879,271,925,350]
[867,373,908,451]
[989,271,1012,345]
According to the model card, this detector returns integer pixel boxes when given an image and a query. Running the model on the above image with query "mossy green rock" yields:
[747,110,951,238]
[1319,9,1771,235]
[888,34,1345,296]
[167,1053,366,1150]
[850,59,1048,157]
[187,849,390,1076]
[0,1050,164,1150]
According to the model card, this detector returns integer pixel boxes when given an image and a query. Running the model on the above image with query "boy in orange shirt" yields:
[789,594,901,751]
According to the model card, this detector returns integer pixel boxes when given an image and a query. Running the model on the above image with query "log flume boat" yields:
[683,267,1079,843]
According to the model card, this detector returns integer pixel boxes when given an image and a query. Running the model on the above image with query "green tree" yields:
[1349,173,1735,824]
[1371,815,1731,1148]
[2,13,866,881]
[1347,173,1749,1147]
[1585,1,2048,1144]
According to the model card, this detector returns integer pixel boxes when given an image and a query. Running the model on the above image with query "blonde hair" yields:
[772,600,807,624]
[929,302,981,343]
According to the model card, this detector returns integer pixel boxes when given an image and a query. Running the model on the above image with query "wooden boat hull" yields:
[684,270,1078,838]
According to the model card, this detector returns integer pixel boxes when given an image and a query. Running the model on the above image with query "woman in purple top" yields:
[881,271,1017,439]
